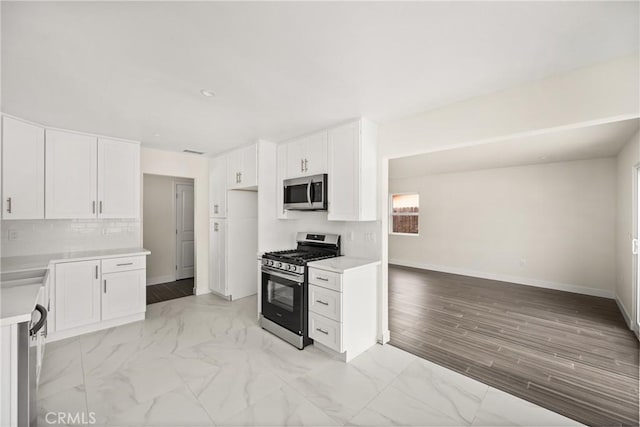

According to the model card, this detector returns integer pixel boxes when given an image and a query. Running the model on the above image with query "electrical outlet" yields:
[8,229,18,241]
[349,231,355,241]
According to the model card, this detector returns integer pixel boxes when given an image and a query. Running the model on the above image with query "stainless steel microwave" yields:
[283,174,328,211]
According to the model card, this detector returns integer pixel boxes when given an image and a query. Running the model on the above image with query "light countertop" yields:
[1,268,47,326]
[308,256,381,274]
[1,247,151,274]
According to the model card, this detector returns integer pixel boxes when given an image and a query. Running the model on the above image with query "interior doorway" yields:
[143,174,195,304]
[175,182,195,280]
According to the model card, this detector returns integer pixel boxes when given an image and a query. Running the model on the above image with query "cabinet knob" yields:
[301,159,304,172]
[6,197,12,214]
[304,158,308,172]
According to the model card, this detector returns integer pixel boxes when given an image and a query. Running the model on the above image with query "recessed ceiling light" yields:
[200,89,216,97]
[154,133,161,137]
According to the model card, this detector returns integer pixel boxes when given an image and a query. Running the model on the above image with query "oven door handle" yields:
[262,266,304,284]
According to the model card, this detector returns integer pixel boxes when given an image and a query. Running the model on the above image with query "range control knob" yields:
[275,262,282,268]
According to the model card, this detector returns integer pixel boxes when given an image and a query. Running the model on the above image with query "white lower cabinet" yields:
[308,261,378,362]
[53,256,146,338]
[55,260,101,331]
[102,269,145,321]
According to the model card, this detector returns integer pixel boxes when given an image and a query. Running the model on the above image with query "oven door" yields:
[261,268,304,334]
[283,174,327,211]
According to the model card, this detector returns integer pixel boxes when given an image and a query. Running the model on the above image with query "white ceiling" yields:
[389,118,640,179]
[2,2,638,155]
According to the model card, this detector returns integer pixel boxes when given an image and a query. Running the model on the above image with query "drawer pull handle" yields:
[316,328,329,335]
[316,300,329,306]
[316,277,329,282]
[116,262,133,266]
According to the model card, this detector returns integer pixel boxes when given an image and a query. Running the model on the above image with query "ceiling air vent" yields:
[183,149,205,155]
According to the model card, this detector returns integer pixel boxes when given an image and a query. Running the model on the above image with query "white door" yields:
[176,183,195,280]
[55,260,101,331]
[239,144,258,187]
[46,129,98,219]
[98,138,140,219]
[209,219,227,295]
[304,131,328,176]
[327,122,359,221]
[209,156,227,217]
[286,138,306,178]
[1,116,45,219]
[227,149,243,189]
[102,270,146,320]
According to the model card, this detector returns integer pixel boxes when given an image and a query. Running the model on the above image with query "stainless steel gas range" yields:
[260,232,341,349]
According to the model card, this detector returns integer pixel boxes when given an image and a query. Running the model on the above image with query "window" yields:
[390,193,419,234]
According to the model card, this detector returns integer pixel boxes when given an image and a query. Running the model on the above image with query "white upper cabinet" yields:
[45,129,98,219]
[285,131,327,178]
[327,119,378,221]
[98,138,140,219]
[227,143,258,189]
[1,117,45,219]
[209,155,227,217]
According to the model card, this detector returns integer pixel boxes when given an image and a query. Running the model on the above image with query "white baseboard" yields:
[146,275,175,286]
[47,312,145,343]
[378,329,391,344]
[615,294,633,329]
[389,259,614,299]
[195,286,211,296]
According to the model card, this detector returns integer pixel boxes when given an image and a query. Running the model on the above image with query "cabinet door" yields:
[209,156,227,217]
[276,144,288,219]
[97,138,140,219]
[46,130,98,219]
[239,144,258,188]
[209,219,227,295]
[55,260,101,331]
[303,131,328,176]
[327,122,359,221]
[1,117,45,219]
[226,149,243,189]
[285,138,306,178]
[101,269,146,320]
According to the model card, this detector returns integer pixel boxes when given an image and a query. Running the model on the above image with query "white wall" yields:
[389,158,617,297]
[379,54,640,160]
[142,174,194,285]
[616,130,640,326]
[0,219,140,257]
[140,148,209,294]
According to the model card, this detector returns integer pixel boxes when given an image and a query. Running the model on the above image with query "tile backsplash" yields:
[0,219,141,257]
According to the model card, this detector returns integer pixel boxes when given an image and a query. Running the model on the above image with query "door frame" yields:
[173,179,195,281]
[634,164,640,337]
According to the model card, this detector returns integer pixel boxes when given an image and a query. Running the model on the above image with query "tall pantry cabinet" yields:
[209,144,258,300]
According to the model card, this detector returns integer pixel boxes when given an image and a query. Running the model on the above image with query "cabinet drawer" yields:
[309,312,342,353]
[309,285,342,322]
[308,268,342,292]
[101,256,145,273]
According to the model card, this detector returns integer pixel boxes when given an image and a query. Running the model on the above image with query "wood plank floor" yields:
[388,265,639,427]
[146,278,194,304]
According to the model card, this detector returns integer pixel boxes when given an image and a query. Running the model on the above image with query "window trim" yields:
[389,192,420,236]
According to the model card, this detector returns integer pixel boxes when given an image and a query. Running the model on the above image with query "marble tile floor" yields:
[38,293,585,427]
